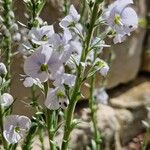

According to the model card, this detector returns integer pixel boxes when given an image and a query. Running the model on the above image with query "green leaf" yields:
[0,79,11,91]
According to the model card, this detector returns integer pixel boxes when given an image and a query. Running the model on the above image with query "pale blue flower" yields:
[104,0,138,43]
[99,62,109,77]
[22,76,43,88]
[1,93,14,107]
[3,115,31,144]
[48,29,72,63]
[28,25,54,45]
[0,63,7,77]
[45,87,69,110]
[24,45,63,82]
[94,88,109,105]
[59,5,80,29]
[53,72,76,87]
[66,40,82,69]
[18,41,33,55]
[93,58,109,77]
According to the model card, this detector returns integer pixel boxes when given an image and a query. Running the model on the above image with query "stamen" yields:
[14,126,20,133]
[114,14,122,25]
[40,64,48,72]
[41,35,48,41]
[57,91,65,99]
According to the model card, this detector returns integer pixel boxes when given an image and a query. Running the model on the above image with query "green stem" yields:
[39,127,45,150]
[2,0,13,86]
[61,2,100,150]
[141,127,150,150]
[63,0,70,15]
[44,82,56,150]
[80,0,86,24]
[10,143,18,150]
[28,0,46,28]
[0,92,8,150]
[31,85,46,149]
[22,125,37,150]
[61,73,80,150]
[89,51,101,150]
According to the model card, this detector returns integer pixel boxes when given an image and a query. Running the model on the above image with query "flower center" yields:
[14,126,20,133]
[114,14,122,25]
[41,35,48,41]
[56,91,65,99]
[40,64,48,72]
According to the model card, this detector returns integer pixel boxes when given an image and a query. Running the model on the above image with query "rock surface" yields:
[141,0,150,72]
[68,76,150,149]
[142,51,150,72]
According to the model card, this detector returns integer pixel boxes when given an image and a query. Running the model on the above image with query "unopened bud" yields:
[0,63,7,78]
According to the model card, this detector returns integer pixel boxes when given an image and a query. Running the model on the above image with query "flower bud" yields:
[1,93,14,107]
[11,23,19,32]
[13,32,21,42]
[100,64,109,77]
[0,63,7,78]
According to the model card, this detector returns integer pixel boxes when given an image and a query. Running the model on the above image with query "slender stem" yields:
[22,125,37,150]
[2,0,13,87]
[31,85,46,149]
[39,127,45,150]
[10,143,18,150]
[80,0,86,24]
[61,73,80,150]
[61,2,100,150]
[27,0,46,28]
[89,51,101,150]
[0,92,8,150]
[63,0,70,15]
[44,82,56,150]
[141,127,150,150]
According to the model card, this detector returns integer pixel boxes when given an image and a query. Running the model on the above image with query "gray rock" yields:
[68,80,150,149]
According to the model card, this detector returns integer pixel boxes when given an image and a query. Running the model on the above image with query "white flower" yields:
[99,62,109,77]
[22,76,42,88]
[18,41,33,55]
[94,88,109,105]
[28,25,54,45]
[3,115,31,144]
[104,0,138,43]
[1,93,14,107]
[11,23,19,32]
[66,40,82,68]
[0,63,7,77]
[24,45,63,82]
[48,30,72,63]
[59,5,80,29]
[93,58,109,77]
[113,34,126,44]
[45,87,69,110]
[92,37,110,53]
[53,72,76,87]
[12,32,21,42]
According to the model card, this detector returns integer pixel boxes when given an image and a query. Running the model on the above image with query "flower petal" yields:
[44,88,60,110]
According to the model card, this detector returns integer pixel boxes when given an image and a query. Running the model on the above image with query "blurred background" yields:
[10,0,150,149]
